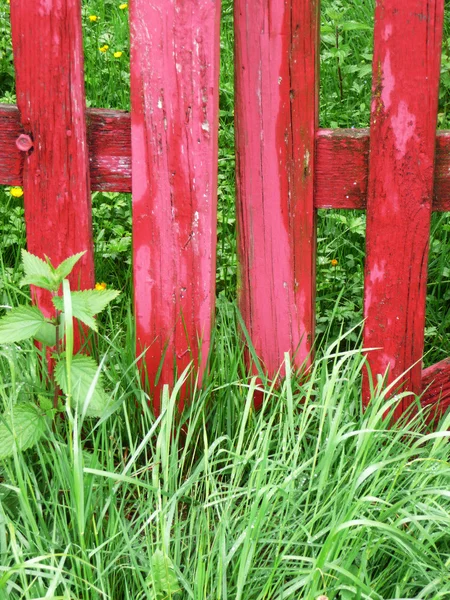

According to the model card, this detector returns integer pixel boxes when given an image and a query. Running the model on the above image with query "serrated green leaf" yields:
[38,395,53,413]
[147,550,181,598]
[54,355,111,417]
[55,251,86,281]
[34,321,57,346]
[0,306,45,344]
[0,403,47,460]
[53,289,120,332]
[20,274,56,291]
[21,249,58,291]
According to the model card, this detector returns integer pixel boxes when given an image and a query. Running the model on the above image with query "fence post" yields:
[362,0,444,418]
[130,0,221,412]
[10,0,95,318]
[234,0,319,383]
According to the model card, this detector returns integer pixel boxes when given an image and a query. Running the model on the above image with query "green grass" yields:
[1,0,450,358]
[0,1,450,597]
[0,303,449,598]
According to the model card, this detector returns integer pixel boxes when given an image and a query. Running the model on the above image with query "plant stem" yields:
[53,305,61,410]
[335,26,344,102]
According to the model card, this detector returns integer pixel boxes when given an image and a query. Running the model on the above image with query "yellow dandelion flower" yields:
[89,15,98,22]
[330,259,338,267]
[99,44,109,53]
[119,3,128,9]
[10,186,24,198]
[95,282,107,291]
[114,51,123,58]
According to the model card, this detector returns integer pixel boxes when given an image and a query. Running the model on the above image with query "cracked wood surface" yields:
[234,0,319,382]
[9,0,94,319]
[130,0,220,412]
[362,0,444,418]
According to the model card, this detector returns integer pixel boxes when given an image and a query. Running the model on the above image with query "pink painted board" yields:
[234,0,319,382]
[130,0,221,412]
[362,0,444,419]
[9,0,94,318]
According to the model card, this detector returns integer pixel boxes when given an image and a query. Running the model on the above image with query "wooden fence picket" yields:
[9,0,94,320]
[362,0,444,418]
[234,0,319,382]
[130,0,221,412]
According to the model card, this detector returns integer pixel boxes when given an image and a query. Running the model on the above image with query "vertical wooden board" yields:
[130,0,221,412]
[362,0,444,418]
[234,0,319,380]
[10,0,94,318]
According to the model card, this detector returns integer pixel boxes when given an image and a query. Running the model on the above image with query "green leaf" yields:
[54,355,111,417]
[21,249,58,291]
[38,395,54,414]
[55,251,86,281]
[0,403,47,460]
[34,320,57,346]
[146,550,181,599]
[20,274,56,291]
[0,306,45,344]
[53,289,120,332]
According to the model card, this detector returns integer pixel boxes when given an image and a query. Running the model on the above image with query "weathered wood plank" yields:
[3,106,450,211]
[316,129,450,211]
[362,0,444,419]
[234,0,319,381]
[9,0,94,317]
[130,0,220,413]
[86,109,131,193]
[421,359,450,422]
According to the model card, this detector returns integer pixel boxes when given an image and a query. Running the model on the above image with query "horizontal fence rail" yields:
[3,104,450,210]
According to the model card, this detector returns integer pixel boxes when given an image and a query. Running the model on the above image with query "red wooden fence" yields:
[1,0,449,420]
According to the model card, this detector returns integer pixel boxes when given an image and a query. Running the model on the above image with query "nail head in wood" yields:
[15,134,33,152]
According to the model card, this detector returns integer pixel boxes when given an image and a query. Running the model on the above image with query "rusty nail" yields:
[16,134,33,152]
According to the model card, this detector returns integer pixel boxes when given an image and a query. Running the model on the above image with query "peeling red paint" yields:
[130,0,220,413]
[234,0,319,382]
[9,0,94,322]
[362,0,444,419]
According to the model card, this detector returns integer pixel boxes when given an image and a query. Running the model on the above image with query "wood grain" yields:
[2,106,450,211]
[421,359,450,422]
[234,0,319,382]
[362,0,444,419]
[130,0,220,413]
[9,0,94,319]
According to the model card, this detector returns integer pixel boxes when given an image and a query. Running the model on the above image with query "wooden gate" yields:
[0,0,449,420]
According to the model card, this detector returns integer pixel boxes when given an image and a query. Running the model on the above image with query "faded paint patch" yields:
[38,0,53,16]
[365,260,386,308]
[382,23,393,41]
[381,50,394,110]
[392,101,418,159]
[131,121,150,205]
[134,244,152,336]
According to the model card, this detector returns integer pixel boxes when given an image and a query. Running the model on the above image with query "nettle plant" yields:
[0,250,120,459]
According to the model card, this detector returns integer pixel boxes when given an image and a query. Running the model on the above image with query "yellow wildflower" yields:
[89,15,98,22]
[99,44,109,53]
[330,259,338,267]
[119,3,128,9]
[10,187,24,198]
[95,282,107,291]
[114,51,123,58]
